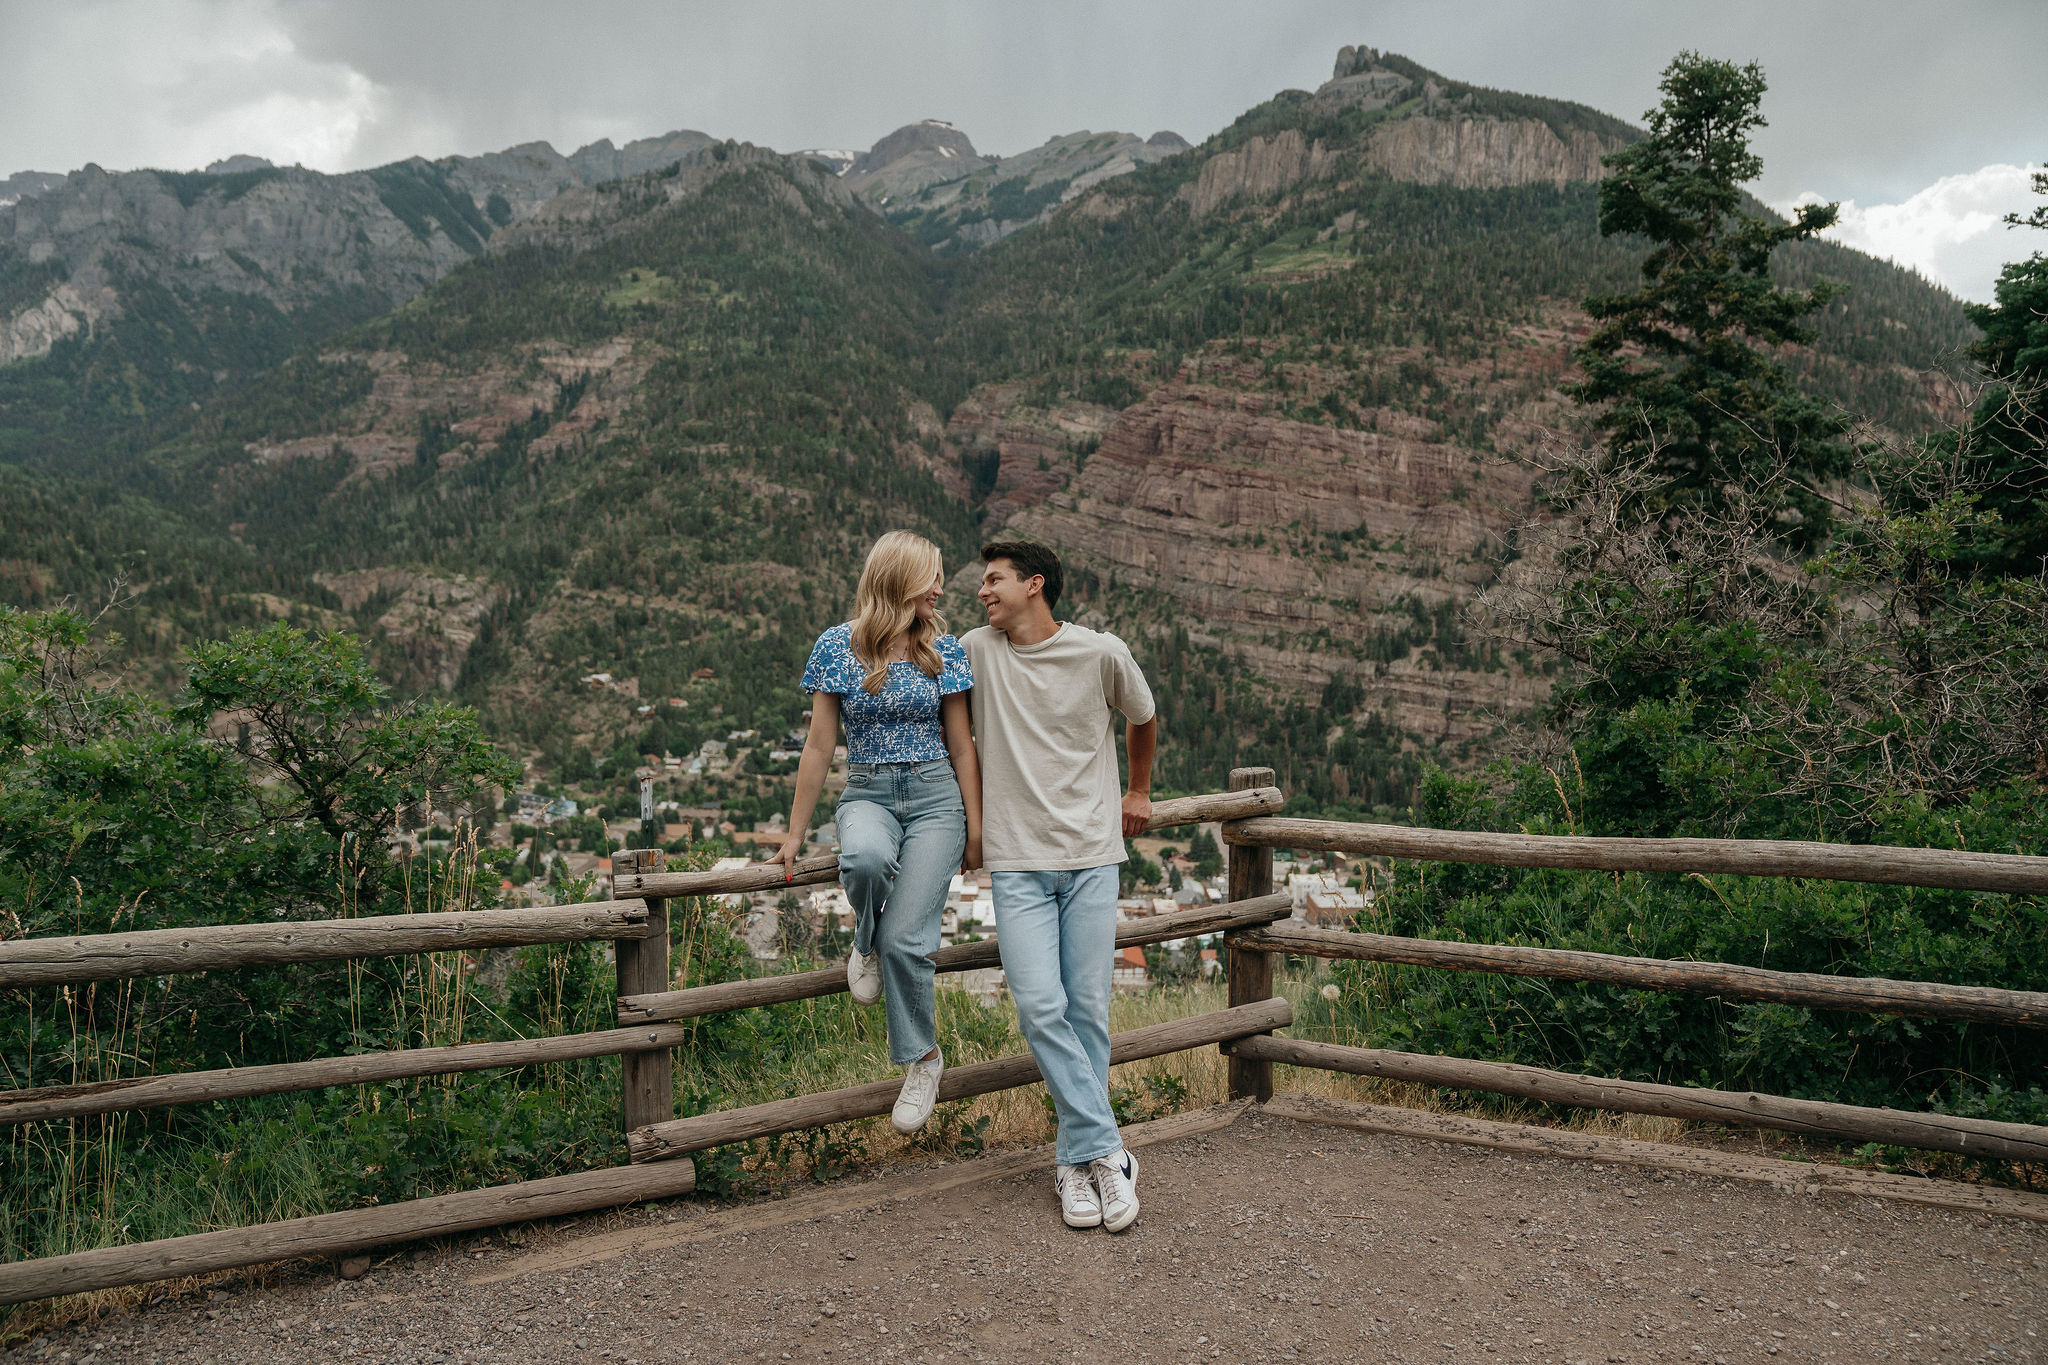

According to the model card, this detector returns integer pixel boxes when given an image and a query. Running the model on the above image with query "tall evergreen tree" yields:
[1569,53,1849,546]
[1950,163,2048,577]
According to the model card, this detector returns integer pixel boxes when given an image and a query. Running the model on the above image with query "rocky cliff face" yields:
[0,129,725,370]
[850,122,1190,249]
[963,336,1576,747]
[1176,129,1335,218]
[1364,116,1619,188]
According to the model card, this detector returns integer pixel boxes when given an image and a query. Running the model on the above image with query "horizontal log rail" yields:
[0,901,654,990]
[1223,817,2048,895]
[0,1024,695,1127]
[617,892,1294,1024]
[0,1161,699,1308]
[1227,1034,2048,1164]
[1235,922,2048,1028]
[627,996,1294,1163]
[612,787,1286,898]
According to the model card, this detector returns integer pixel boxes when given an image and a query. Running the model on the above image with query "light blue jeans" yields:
[836,759,965,1066]
[992,865,1122,1165]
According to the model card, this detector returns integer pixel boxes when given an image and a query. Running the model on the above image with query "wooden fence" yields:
[0,786,1286,1306]
[3,767,2046,1306]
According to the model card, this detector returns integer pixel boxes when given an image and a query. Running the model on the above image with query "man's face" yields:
[977,559,1038,630]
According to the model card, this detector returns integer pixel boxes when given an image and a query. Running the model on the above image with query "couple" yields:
[772,533,1157,1234]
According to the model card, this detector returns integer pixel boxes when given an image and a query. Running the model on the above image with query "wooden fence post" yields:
[612,848,674,1135]
[1225,766,1277,1103]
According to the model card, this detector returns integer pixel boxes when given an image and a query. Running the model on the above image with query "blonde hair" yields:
[850,531,946,695]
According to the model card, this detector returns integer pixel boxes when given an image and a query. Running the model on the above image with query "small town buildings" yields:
[1112,945,1149,991]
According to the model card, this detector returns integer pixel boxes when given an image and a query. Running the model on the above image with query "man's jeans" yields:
[991,865,1121,1166]
[836,759,965,1066]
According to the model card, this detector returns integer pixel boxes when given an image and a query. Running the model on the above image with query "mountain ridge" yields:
[0,46,1978,811]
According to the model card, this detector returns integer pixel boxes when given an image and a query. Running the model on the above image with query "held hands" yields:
[962,831,982,876]
[1120,790,1152,838]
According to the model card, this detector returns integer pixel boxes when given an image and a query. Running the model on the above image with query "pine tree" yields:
[1569,53,1850,546]
[1951,164,2048,576]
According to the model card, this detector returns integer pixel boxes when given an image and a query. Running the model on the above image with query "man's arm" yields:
[1121,716,1156,836]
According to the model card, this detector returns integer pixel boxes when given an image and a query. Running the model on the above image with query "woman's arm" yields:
[941,691,982,873]
[773,692,840,873]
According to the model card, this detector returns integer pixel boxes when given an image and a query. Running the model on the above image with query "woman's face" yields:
[911,568,943,624]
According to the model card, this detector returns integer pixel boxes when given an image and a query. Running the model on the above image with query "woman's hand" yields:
[961,834,982,876]
[771,833,803,877]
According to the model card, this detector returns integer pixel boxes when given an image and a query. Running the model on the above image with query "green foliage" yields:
[150,167,288,208]
[1940,205,2048,576]
[1569,53,1850,545]
[1329,768,2046,1126]
[1107,1071,1188,1125]
[181,621,518,844]
[367,160,493,254]
[0,251,66,319]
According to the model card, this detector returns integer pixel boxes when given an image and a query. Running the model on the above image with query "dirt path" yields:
[12,1102,2044,1364]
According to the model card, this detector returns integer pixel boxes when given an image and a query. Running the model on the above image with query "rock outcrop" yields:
[1365,116,1620,188]
[0,129,738,369]
[972,343,1568,745]
[316,568,506,692]
[1176,129,1334,218]
[847,122,1191,248]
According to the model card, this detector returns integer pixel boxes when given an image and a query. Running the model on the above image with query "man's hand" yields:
[1121,790,1152,837]
[961,836,982,876]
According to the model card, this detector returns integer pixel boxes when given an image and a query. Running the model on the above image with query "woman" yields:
[773,530,981,1135]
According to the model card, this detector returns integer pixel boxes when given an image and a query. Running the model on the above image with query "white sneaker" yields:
[1089,1148,1139,1233]
[891,1048,944,1134]
[847,948,882,1005]
[1054,1164,1102,1229]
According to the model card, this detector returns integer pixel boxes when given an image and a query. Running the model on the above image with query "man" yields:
[963,540,1156,1233]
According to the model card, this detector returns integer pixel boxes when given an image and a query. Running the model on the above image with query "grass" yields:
[3,946,2007,1344]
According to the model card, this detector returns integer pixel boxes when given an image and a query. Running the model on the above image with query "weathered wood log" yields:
[612,849,674,1133]
[1227,1034,2048,1163]
[615,853,842,900]
[1224,817,2048,895]
[0,1025,696,1126]
[0,1161,697,1307]
[617,893,1293,1024]
[1225,768,1278,1104]
[0,901,653,989]
[627,996,1295,1162]
[1237,922,2048,1028]
[1143,786,1285,829]
[609,788,1285,898]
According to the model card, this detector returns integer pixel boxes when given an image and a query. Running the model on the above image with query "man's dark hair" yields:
[980,540,1063,611]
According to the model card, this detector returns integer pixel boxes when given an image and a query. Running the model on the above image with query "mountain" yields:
[0,46,1978,814]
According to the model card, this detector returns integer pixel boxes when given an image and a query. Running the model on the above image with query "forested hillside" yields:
[0,48,1978,812]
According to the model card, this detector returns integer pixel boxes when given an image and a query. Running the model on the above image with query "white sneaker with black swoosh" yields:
[1089,1148,1139,1233]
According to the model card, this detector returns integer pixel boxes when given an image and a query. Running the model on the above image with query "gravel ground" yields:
[11,1107,2044,1364]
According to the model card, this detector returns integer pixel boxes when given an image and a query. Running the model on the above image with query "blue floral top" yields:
[801,622,972,763]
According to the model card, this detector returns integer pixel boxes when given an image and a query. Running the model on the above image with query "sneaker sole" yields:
[890,1109,930,1135]
[1061,1207,1103,1229]
[1100,1200,1139,1233]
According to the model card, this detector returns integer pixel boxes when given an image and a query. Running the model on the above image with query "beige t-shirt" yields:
[963,622,1156,872]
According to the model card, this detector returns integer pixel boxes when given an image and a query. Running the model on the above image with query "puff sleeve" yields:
[935,634,973,696]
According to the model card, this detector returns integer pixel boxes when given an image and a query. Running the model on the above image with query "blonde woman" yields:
[773,531,981,1134]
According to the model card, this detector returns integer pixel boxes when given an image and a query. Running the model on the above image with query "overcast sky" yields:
[4,0,2042,301]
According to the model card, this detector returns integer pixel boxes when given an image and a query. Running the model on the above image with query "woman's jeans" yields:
[835,759,965,1066]
[990,865,1122,1166]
